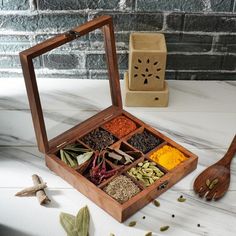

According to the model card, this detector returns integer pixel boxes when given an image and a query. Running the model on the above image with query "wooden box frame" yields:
[20,15,198,222]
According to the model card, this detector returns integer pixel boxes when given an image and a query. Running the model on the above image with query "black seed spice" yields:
[81,128,116,150]
[128,130,162,154]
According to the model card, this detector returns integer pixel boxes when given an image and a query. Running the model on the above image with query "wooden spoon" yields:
[193,135,236,201]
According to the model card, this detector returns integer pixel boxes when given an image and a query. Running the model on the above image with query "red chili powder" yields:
[103,115,137,138]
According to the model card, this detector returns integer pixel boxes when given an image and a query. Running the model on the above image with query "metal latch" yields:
[158,180,168,190]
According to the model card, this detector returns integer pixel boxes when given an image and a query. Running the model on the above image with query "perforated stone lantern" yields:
[124,32,169,107]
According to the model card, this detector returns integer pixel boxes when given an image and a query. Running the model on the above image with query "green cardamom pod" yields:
[206,179,211,187]
[209,178,219,190]
[177,197,186,202]
[160,226,169,232]
[75,205,90,236]
[153,200,160,207]
[145,232,152,236]
[110,234,115,236]
[59,212,77,236]
[128,221,137,227]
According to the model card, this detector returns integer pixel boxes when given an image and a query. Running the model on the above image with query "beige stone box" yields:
[124,72,169,107]
[128,33,167,91]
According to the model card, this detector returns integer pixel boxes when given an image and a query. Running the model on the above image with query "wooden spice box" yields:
[20,15,198,222]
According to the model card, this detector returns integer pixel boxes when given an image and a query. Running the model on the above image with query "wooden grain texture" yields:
[194,135,236,200]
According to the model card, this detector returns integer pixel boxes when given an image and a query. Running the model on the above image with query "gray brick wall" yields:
[0,0,236,80]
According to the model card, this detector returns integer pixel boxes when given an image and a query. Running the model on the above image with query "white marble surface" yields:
[0,79,236,236]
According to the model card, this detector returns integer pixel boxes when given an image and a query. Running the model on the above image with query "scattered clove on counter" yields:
[15,174,50,205]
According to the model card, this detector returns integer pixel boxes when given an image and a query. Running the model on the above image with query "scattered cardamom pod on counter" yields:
[160,226,169,232]
[145,232,152,236]
[128,221,137,227]
[153,200,160,207]
[177,196,186,202]
[60,205,90,236]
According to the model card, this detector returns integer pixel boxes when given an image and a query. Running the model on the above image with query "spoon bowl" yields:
[193,135,236,201]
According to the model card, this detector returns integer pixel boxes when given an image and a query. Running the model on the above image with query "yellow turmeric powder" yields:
[150,145,187,170]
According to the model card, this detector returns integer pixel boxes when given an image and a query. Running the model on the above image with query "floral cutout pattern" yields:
[134,58,161,85]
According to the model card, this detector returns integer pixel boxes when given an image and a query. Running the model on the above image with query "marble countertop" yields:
[0,79,236,236]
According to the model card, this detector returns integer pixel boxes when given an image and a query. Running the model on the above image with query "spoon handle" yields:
[219,135,236,167]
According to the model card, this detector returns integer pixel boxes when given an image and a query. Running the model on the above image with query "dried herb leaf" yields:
[75,205,90,236]
[60,150,68,165]
[160,226,169,231]
[206,179,211,187]
[177,196,186,202]
[145,232,152,236]
[153,200,160,207]
[60,212,77,236]
[64,151,77,168]
[64,147,90,153]
[128,221,137,227]
[77,151,93,165]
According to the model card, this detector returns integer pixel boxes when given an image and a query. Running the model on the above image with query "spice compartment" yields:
[106,141,143,167]
[102,174,143,204]
[80,127,118,151]
[127,127,164,154]
[126,158,167,188]
[102,114,140,139]
[149,143,190,171]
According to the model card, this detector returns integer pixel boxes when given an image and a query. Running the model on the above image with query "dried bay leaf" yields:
[64,151,77,168]
[75,205,90,236]
[60,212,77,236]
[60,150,68,165]
[77,151,93,165]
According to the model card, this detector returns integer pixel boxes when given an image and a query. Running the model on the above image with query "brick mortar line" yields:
[0,68,235,73]
[1,51,236,56]
[0,9,236,15]
[1,31,236,36]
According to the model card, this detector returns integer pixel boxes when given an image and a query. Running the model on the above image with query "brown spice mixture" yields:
[103,175,140,203]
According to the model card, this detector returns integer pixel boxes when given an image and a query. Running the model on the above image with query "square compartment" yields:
[149,144,189,171]
[102,115,139,138]
[80,128,117,151]
[106,142,143,166]
[103,175,142,204]
[127,159,166,188]
[127,129,163,154]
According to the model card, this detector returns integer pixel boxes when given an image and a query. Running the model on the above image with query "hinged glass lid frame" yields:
[20,15,122,153]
